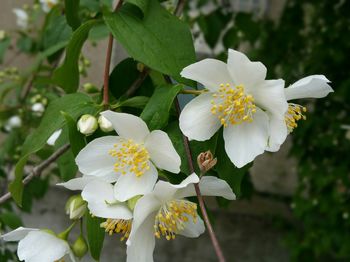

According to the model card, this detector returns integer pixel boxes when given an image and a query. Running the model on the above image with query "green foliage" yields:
[86,213,105,261]
[104,0,196,85]
[62,112,87,156]
[0,212,23,229]
[125,0,149,15]
[0,38,11,63]
[64,0,82,30]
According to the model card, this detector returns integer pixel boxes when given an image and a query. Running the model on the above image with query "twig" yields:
[174,0,186,16]
[0,144,70,205]
[124,68,149,97]
[175,99,226,262]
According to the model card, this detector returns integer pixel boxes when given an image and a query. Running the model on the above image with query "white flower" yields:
[13,9,29,30]
[126,173,235,262]
[31,102,45,115]
[39,0,59,13]
[179,49,288,167]
[77,114,98,135]
[1,227,76,262]
[65,195,87,220]
[47,129,62,146]
[268,75,333,151]
[4,115,22,131]
[98,114,114,132]
[75,110,181,202]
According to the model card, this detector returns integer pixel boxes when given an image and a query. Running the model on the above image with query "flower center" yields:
[108,139,150,177]
[285,103,307,133]
[100,218,132,241]
[154,199,197,240]
[210,83,256,127]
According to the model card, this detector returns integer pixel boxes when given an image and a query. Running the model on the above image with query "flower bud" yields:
[31,102,45,115]
[4,116,22,131]
[77,114,98,135]
[72,235,88,258]
[65,195,87,220]
[127,195,141,211]
[98,115,113,132]
[197,150,217,173]
[83,83,99,93]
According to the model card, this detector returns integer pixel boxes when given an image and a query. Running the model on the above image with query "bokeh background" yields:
[0,0,349,261]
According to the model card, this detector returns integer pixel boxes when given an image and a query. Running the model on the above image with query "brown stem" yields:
[174,0,186,16]
[175,99,226,262]
[0,144,70,205]
[125,68,149,97]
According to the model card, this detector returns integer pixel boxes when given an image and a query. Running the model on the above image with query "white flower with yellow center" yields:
[13,8,29,30]
[1,227,76,262]
[126,173,235,262]
[268,75,333,151]
[39,0,59,13]
[75,110,181,202]
[179,49,288,167]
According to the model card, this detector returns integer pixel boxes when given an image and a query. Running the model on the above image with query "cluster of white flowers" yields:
[0,49,333,262]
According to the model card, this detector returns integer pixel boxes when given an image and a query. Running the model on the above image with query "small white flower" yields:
[179,49,288,167]
[13,8,29,30]
[39,0,59,13]
[4,115,22,131]
[31,102,45,114]
[47,129,62,146]
[75,110,181,201]
[98,114,114,132]
[268,75,333,151]
[1,227,76,262]
[77,114,98,135]
[126,173,235,262]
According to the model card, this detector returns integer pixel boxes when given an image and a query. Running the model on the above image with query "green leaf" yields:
[0,212,23,229]
[89,23,110,41]
[0,38,11,63]
[62,112,87,157]
[125,0,149,15]
[10,93,97,206]
[53,20,100,93]
[104,0,196,85]
[119,96,149,109]
[140,84,183,130]
[86,212,105,261]
[65,0,81,30]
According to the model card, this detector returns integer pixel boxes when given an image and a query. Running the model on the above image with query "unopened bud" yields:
[83,83,99,93]
[4,115,22,131]
[197,150,217,173]
[31,102,45,115]
[98,115,113,132]
[77,114,98,135]
[65,195,87,220]
[72,235,88,258]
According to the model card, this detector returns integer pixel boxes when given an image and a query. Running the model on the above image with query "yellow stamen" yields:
[100,218,132,241]
[285,103,307,133]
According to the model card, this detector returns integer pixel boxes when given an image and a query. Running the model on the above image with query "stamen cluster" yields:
[100,218,132,241]
[285,103,307,133]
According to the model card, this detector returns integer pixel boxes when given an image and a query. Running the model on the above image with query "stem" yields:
[174,0,186,16]
[175,99,226,262]
[180,89,205,95]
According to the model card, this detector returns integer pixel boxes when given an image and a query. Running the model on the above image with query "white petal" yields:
[152,173,200,203]
[46,129,62,146]
[223,108,269,168]
[57,175,117,191]
[227,49,267,89]
[1,227,38,242]
[179,93,221,141]
[82,180,132,219]
[181,58,233,92]
[18,231,69,262]
[266,114,288,152]
[285,75,333,100]
[75,136,121,179]
[144,130,181,173]
[126,214,156,262]
[101,111,150,143]
[178,214,205,238]
[114,163,158,202]
[251,79,288,116]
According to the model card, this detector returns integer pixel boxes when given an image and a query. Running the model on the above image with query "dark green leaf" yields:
[0,38,11,63]
[125,0,149,15]
[140,84,183,130]
[65,0,81,30]
[0,212,23,229]
[86,212,105,261]
[53,20,100,93]
[119,96,149,108]
[62,112,87,156]
[104,0,196,85]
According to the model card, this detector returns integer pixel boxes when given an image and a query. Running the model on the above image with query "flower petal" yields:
[227,49,267,89]
[178,214,205,238]
[101,110,150,143]
[144,130,181,173]
[75,136,121,179]
[57,176,115,191]
[223,108,269,168]
[175,174,236,200]
[179,93,221,141]
[82,180,132,219]
[266,114,288,152]
[114,163,158,202]
[285,75,333,100]
[1,227,38,242]
[181,59,232,92]
[251,79,288,116]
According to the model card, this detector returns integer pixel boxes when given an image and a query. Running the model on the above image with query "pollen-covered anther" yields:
[285,103,307,133]
[108,139,150,177]
[100,218,132,241]
[154,200,197,240]
[211,83,256,127]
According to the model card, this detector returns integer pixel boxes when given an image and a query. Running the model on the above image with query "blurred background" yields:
[0,0,349,261]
